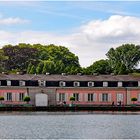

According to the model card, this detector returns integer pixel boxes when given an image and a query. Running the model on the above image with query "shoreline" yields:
[0,105,139,111]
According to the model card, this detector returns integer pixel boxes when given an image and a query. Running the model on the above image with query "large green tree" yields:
[106,44,140,74]
[0,49,7,72]
[3,44,38,71]
[84,59,112,74]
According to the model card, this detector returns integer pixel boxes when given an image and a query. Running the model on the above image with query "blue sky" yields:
[0,1,140,67]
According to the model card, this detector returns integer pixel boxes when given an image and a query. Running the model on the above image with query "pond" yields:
[0,111,139,139]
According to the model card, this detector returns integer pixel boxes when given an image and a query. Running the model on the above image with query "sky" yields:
[0,1,140,67]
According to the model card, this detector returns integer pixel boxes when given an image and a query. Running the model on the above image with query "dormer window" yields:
[88,82,94,87]
[118,82,122,87]
[103,82,108,87]
[7,80,11,86]
[74,81,80,87]
[59,81,66,87]
[38,80,46,87]
[19,81,25,86]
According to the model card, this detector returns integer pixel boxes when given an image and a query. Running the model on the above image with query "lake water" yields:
[0,111,140,139]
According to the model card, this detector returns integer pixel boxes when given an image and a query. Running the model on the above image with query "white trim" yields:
[118,82,122,87]
[88,82,94,87]
[99,94,102,102]
[59,81,66,87]
[116,93,123,102]
[38,80,46,87]
[103,82,108,87]
[138,93,140,101]
[73,81,80,87]
[19,81,25,86]
[84,94,88,102]
[7,80,11,86]
[56,93,59,102]
[93,93,97,101]
[108,93,112,102]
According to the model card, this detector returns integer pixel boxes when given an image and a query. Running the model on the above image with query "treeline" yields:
[0,43,140,75]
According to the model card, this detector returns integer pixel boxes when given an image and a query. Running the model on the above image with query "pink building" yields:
[0,73,140,106]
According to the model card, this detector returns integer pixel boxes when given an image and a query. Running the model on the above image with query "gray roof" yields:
[0,74,140,81]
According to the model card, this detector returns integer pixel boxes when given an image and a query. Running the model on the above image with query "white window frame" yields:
[7,80,11,86]
[38,80,46,87]
[137,93,140,102]
[138,81,140,87]
[103,82,108,87]
[19,81,25,86]
[7,92,12,101]
[118,82,122,87]
[88,82,94,87]
[73,93,79,101]
[74,81,80,87]
[102,93,108,102]
[59,81,66,87]
[59,93,66,101]
[116,93,124,102]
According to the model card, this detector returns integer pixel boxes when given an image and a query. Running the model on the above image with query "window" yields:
[103,82,108,87]
[59,81,66,87]
[74,82,80,87]
[138,81,140,87]
[7,80,11,86]
[88,93,94,101]
[117,93,123,102]
[19,81,25,86]
[118,82,122,87]
[73,93,79,101]
[102,93,108,102]
[7,92,12,101]
[19,93,25,101]
[38,80,45,86]
[138,93,140,102]
[59,93,65,101]
[88,82,94,87]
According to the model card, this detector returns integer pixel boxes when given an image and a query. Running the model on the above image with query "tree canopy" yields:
[84,59,112,74]
[1,43,140,75]
[106,44,140,74]
[0,43,81,74]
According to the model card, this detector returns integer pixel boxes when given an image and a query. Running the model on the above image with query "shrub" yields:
[131,97,137,104]
[70,96,75,101]
[131,97,137,102]
[23,96,30,103]
[0,96,4,101]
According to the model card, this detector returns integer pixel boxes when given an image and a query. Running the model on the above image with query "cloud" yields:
[0,15,140,67]
[0,17,30,25]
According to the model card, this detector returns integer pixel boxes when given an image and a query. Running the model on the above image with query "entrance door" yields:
[35,94,48,106]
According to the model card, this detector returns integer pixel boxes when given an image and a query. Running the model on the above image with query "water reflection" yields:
[0,111,139,139]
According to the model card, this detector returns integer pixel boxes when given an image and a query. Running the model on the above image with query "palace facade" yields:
[0,73,140,106]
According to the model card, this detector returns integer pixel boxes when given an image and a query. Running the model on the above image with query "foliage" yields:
[70,96,75,101]
[84,59,112,74]
[0,49,8,72]
[1,43,140,75]
[2,44,38,71]
[0,96,4,101]
[23,96,31,103]
[131,97,137,102]
[0,43,81,74]
[106,44,140,74]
